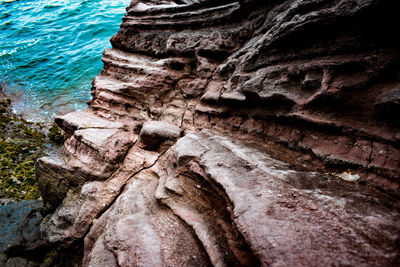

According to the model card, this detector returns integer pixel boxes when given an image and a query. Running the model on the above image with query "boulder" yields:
[0,201,45,266]
[139,121,182,150]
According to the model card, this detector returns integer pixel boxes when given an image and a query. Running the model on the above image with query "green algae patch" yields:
[0,130,44,200]
[0,91,49,200]
[48,123,65,145]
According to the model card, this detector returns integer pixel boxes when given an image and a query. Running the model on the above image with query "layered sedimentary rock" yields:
[36,0,400,266]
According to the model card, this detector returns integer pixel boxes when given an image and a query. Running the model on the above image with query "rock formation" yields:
[0,200,46,266]
[35,0,400,266]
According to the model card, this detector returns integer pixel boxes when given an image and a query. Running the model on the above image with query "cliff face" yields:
[35,0,400,266]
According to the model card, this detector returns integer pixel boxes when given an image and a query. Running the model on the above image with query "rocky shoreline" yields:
[0,87,64,201]
[1,0,400,266]
[0,88,44,201]
[0,87,66,266]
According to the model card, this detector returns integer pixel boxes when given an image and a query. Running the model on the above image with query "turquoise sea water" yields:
[0,0,130,121]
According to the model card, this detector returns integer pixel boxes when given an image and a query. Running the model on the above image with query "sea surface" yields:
[0,0,130,121]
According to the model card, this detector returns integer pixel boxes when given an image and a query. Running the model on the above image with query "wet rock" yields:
[0,91,47,200]
[0,200,45,265]
[47,123,65,145]
[4,257,40,267]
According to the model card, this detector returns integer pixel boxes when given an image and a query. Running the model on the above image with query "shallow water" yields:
[0,0,130,121]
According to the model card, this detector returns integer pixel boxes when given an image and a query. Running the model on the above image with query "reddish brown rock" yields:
[154,133,400,266]
[36,0,400,266]
[78,133,400,266]
[139,120,182,150]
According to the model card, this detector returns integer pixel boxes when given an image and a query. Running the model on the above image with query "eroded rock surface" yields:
[36,0,400,266]
[155,133,400,266]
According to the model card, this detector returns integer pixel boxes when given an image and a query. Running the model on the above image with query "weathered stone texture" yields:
[36,0,400,266]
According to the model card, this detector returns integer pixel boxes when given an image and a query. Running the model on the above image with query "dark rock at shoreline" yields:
[0,88,65,265]
[0,200,45,266]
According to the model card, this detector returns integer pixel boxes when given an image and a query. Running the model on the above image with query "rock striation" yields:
[35,0,400,266]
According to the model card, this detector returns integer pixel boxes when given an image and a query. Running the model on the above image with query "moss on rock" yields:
[0,87,51,201]
[48,123,65,145]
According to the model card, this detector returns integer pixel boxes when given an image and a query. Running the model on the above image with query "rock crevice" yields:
[35,0,400,266]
